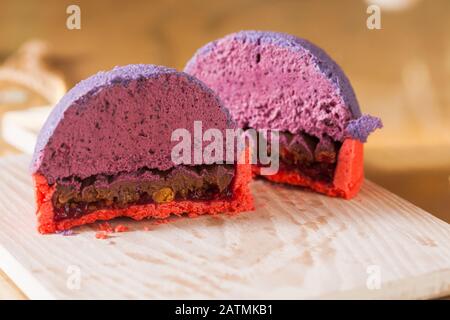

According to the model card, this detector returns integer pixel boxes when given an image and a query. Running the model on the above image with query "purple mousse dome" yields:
[31,64,234,184]
[185,30,381,142]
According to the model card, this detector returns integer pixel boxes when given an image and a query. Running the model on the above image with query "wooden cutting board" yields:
[0,155,449,299]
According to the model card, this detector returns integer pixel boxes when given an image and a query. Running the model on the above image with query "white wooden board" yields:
[0,155,449,299]
[1,106,51,154]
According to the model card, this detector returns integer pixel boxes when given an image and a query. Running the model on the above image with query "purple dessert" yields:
[184,31,382,198]
[31,64,253,234]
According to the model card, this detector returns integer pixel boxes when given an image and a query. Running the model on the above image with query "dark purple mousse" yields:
[185,30,382,144]
[31,64,234,184]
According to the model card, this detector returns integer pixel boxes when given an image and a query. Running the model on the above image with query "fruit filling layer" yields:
[262,131,341,183]
[52,164,235,221]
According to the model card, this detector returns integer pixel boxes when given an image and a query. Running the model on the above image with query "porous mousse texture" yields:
[31,64,253,233]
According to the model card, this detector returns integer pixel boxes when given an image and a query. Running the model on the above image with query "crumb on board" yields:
[97,222,114,233]
[95,232,109,240]
[94,222,130,238]
[114,224,129,233]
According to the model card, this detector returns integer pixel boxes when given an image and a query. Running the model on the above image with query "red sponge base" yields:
[34,161,254,234]
[258,139,364,199]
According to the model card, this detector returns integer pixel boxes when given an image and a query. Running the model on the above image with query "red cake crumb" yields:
[114,225,129,233]
[95,232,109,239]
[97,222,113,233]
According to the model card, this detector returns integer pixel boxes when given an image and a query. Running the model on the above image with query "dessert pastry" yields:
[31,64,253,234]
[185,31,382,199]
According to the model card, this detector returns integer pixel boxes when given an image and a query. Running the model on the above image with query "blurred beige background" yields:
[0,0,449,222]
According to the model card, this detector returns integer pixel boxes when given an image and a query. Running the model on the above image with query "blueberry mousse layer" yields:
[185,31,382,198]
[31,64,253,234]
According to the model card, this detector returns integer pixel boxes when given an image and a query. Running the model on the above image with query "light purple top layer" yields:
[31,64,234,184]
[185,30,382,142]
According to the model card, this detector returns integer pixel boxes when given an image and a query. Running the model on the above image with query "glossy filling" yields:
[52,164,235,221]
[260,131,340,183]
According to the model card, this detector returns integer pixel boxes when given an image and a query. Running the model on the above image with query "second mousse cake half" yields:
[185,30,382,199]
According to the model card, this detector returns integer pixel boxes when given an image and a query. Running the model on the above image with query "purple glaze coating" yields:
[345,114,383,143]
[185,30,382,143]
[31,64,234,184]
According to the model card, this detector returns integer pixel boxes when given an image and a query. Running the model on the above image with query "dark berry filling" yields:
[259,131,340,183]
[52,164,235,221]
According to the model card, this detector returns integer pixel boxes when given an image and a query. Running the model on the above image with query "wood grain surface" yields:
[0,154,448,299]
[0,270,25,299]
